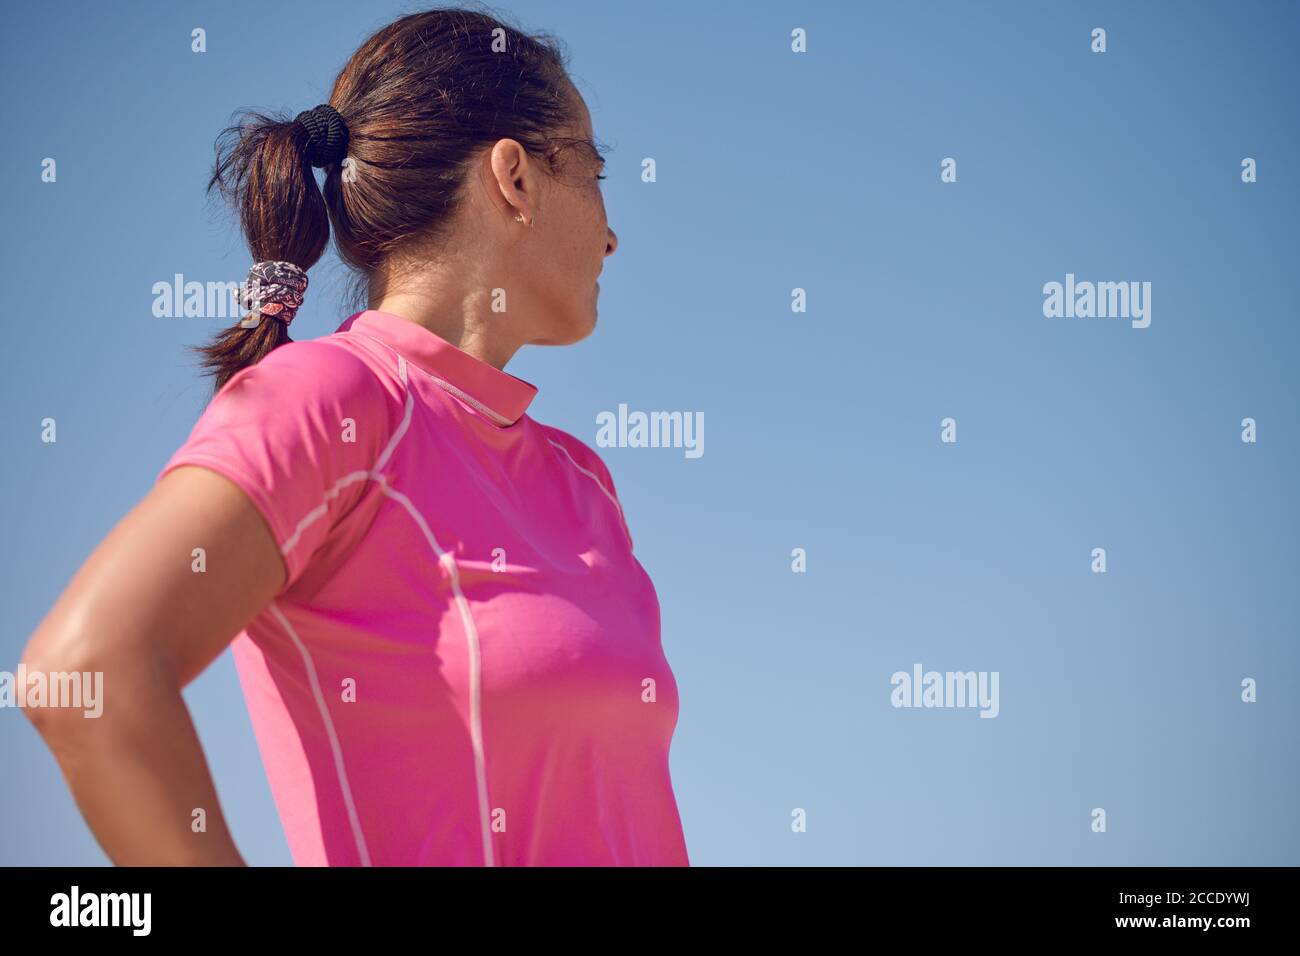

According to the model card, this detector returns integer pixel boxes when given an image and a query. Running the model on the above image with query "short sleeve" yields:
[156,339,399,593]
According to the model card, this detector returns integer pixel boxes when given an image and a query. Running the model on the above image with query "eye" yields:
[596,173,607,180]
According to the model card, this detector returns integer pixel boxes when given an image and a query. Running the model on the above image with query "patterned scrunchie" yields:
[240,260,309,327]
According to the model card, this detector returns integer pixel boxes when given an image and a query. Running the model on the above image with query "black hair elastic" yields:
[294,104,349,168]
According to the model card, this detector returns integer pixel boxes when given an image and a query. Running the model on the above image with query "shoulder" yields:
[193,337,407,467]
[219,336,404,421]
[538,423,619,497]
[538,422,636,549]
[238,336,390,392]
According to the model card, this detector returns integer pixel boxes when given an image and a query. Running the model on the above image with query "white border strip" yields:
[268,600,373,867]
[427,373,514,426]
[546,438,633,548]
[377,479,497,867]
[268,353,415,867]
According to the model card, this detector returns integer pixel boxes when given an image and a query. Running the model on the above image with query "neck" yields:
[371,289,524,372]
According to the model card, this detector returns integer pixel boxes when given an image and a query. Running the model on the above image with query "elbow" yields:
[14,651,55,733]
[17,631,109,730]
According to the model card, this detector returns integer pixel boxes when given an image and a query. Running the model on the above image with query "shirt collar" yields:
[338,309,538,426]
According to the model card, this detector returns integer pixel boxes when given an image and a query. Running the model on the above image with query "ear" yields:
[488,137,537,224]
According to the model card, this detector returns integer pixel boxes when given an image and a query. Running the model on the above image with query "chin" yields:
[535,307,598,346]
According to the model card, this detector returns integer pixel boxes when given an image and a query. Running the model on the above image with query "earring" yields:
[514,213,534,227]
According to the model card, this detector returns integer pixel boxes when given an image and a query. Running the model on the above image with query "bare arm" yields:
[18,465,288,866]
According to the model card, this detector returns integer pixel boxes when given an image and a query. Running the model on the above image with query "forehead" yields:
[564,86,594,138]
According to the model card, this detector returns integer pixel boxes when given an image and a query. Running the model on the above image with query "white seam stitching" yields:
[267,343,411,868]
[376,479,497,867]
[278,354,410,557]
[427,373,514,426]
[279,471,371,556]
[372,356,412,472]
[546,438,634,550]
[347,327,517,427]
[267,600,373,867]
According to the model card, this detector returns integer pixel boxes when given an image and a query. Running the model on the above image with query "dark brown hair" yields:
[196,4,597,392]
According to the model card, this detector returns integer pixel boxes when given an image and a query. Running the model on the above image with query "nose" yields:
[605,226,618,258]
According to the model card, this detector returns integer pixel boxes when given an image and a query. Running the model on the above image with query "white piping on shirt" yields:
[266,600,373,867]
[279,356,413,557]
[266,356,413,868]
[426,373,515,427]
[372,358,415,471]
[269,353,499,867]
[373,479,496,868]
[350,324,519,427]
[546,438,635,550]
[279,470,372,557]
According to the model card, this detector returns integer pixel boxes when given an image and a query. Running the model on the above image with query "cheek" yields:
[534,193,603,295]
[578,188,607,243]
[560,211,601,276]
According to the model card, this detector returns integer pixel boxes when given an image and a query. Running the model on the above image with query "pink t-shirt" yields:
[157,309,689,866]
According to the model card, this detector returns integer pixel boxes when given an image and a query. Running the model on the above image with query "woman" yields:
[19,6,690,867]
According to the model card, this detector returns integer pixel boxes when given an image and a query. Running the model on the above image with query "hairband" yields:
[294,103,349,168]
[240,260,308,327]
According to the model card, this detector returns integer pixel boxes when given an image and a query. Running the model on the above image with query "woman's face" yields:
[521,88,618,346]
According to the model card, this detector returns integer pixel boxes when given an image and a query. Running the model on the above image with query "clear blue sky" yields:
[2,0,1297,865]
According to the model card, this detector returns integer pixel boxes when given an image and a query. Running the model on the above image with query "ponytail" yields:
[192,7,588,394]
[194,110,338,392]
